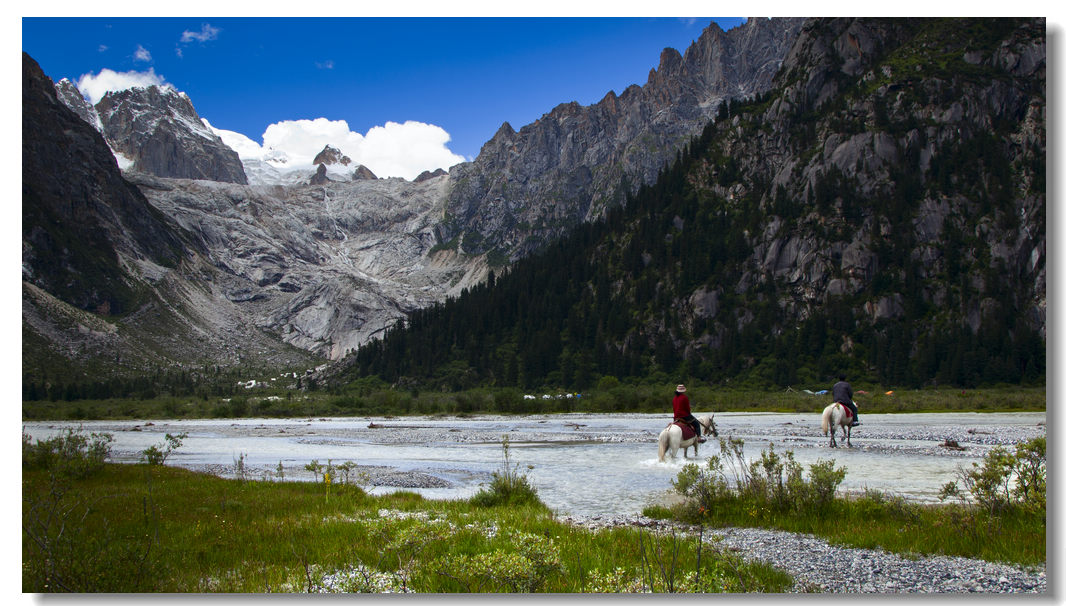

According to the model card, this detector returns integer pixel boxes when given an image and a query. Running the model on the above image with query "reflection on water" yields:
[23,412,1045,517]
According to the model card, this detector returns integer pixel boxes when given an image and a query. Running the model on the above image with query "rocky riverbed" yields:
[558,514,1048,594]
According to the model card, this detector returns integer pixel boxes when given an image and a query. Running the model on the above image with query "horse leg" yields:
[829,426,837,448]
[845,425,852,448]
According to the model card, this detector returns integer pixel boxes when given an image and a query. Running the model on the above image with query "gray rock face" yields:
[441,17,806,260]
[135,172,483,359]
[93,85,248,184]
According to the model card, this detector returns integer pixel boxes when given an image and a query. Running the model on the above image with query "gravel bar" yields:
[559,514,1047,594]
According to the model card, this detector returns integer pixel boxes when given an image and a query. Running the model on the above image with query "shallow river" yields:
[22,412,1045,517]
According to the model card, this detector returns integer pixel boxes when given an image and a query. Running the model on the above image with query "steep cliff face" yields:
[720,18,1045,330]
[440,17,806,260]
[93,85,249,184]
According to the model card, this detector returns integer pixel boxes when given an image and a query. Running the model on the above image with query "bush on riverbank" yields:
[470,437,545,509]
[656,438,1046,566]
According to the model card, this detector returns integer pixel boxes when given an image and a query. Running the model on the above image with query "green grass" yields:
[22,385,1046,421]
[22,463,792,593]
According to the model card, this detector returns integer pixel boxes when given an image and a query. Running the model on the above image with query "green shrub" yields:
[940,436,1046,514]
[434,531,561,592]
[140,432,187,465]
[22,427,113,478]
[672,438,846,516]
[470,437,543,509]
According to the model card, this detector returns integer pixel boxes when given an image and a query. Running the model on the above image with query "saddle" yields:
[836,402,853,420]
[673,420,698,441]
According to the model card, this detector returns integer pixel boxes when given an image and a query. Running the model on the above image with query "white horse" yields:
[821,401,858,448]
[658,415,718,462]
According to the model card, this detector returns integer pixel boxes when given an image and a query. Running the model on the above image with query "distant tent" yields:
[815,389,828,395]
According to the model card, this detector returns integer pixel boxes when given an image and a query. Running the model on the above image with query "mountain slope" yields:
[341,17,1046,391]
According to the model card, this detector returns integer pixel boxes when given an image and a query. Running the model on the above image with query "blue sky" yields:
[22,16,746,176]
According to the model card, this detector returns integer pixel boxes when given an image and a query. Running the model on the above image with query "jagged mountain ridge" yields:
[439,17,806,260]
[343,17,1046,390]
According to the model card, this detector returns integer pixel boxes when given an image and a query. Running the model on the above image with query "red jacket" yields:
[672,393,692,420]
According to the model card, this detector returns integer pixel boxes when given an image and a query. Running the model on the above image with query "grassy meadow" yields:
[22,461,789,593]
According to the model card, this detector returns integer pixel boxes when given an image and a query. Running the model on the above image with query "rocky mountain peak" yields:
[313,144,352,166]
[53,78,102,130]
[93,83,248,184]
[414,168,447,182]
[655,47,684,78]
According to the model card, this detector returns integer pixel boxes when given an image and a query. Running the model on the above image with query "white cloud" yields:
[76,68,169,104]
[315,60,335,70]
[134,44,152,62]
[206,117,466,181]
[180,23,220,44]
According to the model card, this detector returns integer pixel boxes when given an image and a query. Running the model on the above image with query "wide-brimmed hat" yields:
[676,384,686,393]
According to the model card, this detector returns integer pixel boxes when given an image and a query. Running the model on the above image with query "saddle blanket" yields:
[673,421,697,441]
[836,402,853,419]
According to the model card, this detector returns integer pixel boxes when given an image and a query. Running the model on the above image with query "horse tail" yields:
[658,428,668,462]
[821,405,832,435]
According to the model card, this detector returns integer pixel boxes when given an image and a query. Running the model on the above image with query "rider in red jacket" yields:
[672,384,705,442]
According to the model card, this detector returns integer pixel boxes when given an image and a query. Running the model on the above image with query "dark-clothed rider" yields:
[832,375,860,426]
[672,384,705,443]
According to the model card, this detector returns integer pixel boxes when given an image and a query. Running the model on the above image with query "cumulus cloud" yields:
[76,67,169,104]
[206,117,467,181]
[180,23,220,43]
[134,44,152,62]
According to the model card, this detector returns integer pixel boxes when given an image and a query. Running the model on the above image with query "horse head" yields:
[701,414,718,437]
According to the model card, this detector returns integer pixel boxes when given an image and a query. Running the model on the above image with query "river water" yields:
[22,412,1045,517]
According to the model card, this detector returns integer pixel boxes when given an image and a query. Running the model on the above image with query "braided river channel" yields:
[23,412,1045,517]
